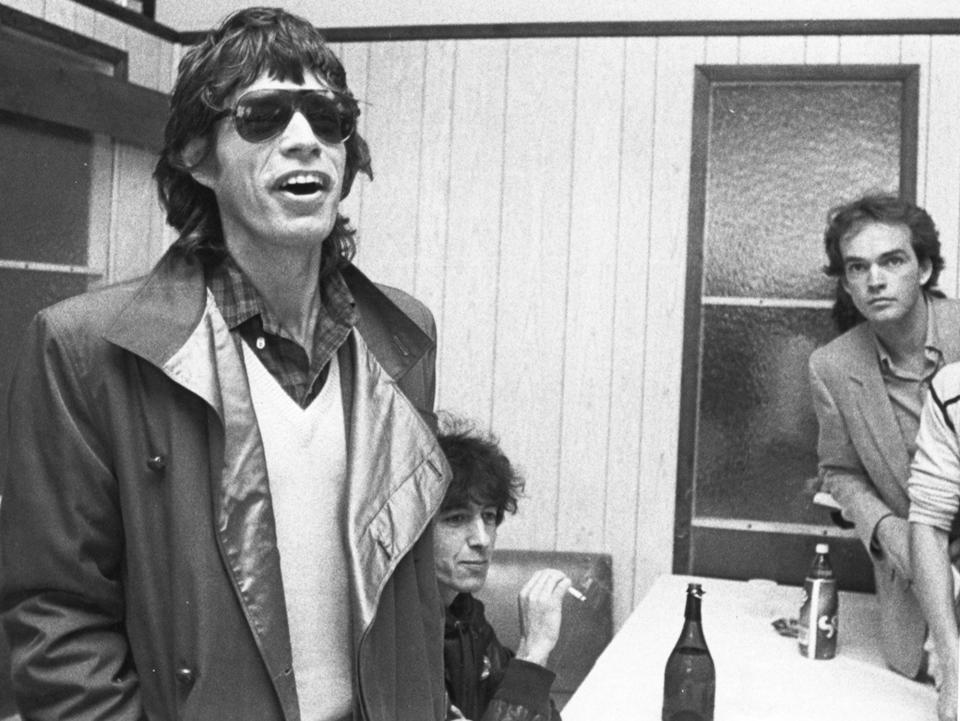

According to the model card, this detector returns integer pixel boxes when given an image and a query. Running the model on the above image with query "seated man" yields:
[436,420,571,721]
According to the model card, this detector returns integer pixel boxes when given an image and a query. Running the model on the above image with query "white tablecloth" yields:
[562,574,937,720]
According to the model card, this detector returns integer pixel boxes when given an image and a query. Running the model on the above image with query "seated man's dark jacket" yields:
[444,593,560,721]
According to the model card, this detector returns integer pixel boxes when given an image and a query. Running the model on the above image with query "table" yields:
[562,574,937,720]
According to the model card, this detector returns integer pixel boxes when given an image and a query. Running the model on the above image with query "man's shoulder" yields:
[36,275,148,337]
[809,323,872,375]
[374,282,434,334]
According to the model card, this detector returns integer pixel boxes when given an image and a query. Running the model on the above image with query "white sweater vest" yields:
[242,342,352,720]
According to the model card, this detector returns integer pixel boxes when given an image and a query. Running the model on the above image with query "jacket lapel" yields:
[845,325,911,488]
[343,330,449,634]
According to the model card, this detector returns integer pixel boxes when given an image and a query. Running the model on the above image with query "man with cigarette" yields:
[435,417,571,721]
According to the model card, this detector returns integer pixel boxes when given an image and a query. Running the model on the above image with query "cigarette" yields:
[567,587,587,602]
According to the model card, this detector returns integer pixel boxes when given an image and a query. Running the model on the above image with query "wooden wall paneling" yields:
[85,134,114,285]
[922,36,960,296]
[632,36,704,607]
[108,144,162,281]
[350,42,427,293]
[705,35,738,64]
[43,0,75,30]
[410,40,456,344]
[435,39,509,420]
[838,34,901,63]
[487,37,577,552]
[3,0,43,17]
[74,2,95,38]
[127,29,162,88]
[333,43,370,265]
[605,35,659,629]
[92,11,127,52]
[554,37,626,553]
[901,36,932,221]
[158,36,174,92]
[738,35,805,64]
[805,35,841,64]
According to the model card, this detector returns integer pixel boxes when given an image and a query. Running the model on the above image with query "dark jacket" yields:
[0,249,450,721]
[444,593,560,721]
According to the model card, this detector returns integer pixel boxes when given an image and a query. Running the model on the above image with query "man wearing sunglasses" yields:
[1,7,449,721]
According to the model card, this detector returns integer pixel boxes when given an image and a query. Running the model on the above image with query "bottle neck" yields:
[677,593,708,648]
[684,593,703,622]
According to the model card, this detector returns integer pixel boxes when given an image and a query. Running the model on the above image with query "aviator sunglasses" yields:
[217,88,356,145]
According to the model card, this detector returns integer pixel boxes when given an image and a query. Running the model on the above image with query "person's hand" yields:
[874,515,912,580]
[514,568,572,667]
[937,667,958,721]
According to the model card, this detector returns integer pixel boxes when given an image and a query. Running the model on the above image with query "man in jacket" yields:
[0,7,449,721]
[808,193,960,679]
[435,418,570,721]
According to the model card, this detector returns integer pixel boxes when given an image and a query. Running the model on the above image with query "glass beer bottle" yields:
[662,583,715,721]
[798,542,838,659]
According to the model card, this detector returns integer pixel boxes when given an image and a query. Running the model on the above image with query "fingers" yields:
[519,568,573,604]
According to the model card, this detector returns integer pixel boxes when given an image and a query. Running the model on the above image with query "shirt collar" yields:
[873,295,942,375]
[205,254,357,336]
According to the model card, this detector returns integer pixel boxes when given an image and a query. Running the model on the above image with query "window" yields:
[676,65,919,590]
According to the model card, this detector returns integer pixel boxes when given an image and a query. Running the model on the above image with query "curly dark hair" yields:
[822,193,944,332]
[437,414,525,526]
[153,6,373,268]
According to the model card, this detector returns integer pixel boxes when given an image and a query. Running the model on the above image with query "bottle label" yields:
[798,578,838,659]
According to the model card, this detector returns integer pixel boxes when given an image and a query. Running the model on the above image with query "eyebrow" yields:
[843,249,909,264]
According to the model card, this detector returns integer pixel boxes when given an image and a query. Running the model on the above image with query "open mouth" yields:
[277,173,326,196]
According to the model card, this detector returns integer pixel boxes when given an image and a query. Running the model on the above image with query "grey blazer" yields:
[808,295,960,677]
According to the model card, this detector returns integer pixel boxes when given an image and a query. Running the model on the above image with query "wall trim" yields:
[183,18,960,45]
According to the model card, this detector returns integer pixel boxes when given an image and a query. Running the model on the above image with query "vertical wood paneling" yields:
[486,38,577,551]
[838,34,901,63]
[805,36,841,63]
[605,36,658,628]
[92,12,128,52]
[901,35,932,205]
[631,36,704,608]
[42,0,75,30]
[435,40,509,420]
[3,0,43,16]
[109,144,163,281]
[127,31,162,88]
[705,36,738,63]
[923,36,960,296]
[333,43,370,263]
[738,35,805,63]
[350,42,427,292]
[555,37,626,552]
[74,3,96,38]
[410,41,456,338]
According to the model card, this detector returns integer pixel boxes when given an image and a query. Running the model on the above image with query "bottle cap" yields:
[815,542,829,554]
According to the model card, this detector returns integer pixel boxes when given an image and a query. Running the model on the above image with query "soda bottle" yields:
[662,583,716,721]
[798,542,838,659]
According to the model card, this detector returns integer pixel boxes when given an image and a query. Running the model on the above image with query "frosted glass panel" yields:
[695,306,837,524]
[0,111,93,265]
[704,82,901,300]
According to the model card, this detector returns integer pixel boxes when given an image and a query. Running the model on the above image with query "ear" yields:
[919,256,933,287]
[180,137,215,189]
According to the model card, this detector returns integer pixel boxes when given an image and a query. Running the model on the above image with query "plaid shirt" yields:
[206,256,358,407]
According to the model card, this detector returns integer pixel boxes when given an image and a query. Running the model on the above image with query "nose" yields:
[279,110,321,155]
[866,263,886,289]
[466,518,491,549]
